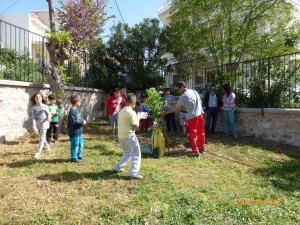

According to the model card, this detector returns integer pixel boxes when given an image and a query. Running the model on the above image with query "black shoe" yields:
[78,157,83,161]
[188,152,200,157]
[71,159,80,163]
[199,149,206,154]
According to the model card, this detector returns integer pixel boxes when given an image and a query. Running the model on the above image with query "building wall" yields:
[0,14,30,30]
[0,80,108,143]
[0,15,30,54]
[1,13,48,59]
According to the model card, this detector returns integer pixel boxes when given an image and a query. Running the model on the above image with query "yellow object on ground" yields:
[153,125,166,157]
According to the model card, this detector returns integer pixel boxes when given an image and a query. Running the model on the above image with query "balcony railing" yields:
[0,19,90,87]
[157,0,172,14]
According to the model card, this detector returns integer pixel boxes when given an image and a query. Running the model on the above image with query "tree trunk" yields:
[45,40,71,97]
[46,0,56,32]
[46,0,68,99]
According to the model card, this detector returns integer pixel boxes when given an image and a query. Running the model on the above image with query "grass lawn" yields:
[0,120,299,224]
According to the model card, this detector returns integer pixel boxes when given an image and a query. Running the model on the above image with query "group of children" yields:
[104,86,189,139]
[31,89,147,179]
[30,92,85,162]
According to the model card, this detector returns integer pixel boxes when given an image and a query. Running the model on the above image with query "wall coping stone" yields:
[237,108,300,115]
[0,79,105,93]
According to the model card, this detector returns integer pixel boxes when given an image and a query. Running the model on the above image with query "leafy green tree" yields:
[106,18,166,91]
[164,0,300,70]
[87,18,166,91]
[85,40,124,91]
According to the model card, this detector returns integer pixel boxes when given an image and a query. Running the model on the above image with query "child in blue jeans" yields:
[67,94,86,162]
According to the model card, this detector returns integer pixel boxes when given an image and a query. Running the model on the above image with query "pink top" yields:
[223,92,236,110]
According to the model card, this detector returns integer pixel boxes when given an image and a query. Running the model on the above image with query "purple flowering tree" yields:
[45,0,109,98]
[57,0,109,49]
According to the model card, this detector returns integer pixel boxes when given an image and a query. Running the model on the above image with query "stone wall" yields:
[173,94,300,147]
[0,80,108,143]
[211,108,300,147]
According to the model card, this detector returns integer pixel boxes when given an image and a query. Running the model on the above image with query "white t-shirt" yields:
[118,106,138,138]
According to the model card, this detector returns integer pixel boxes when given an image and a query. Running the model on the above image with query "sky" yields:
[0,0,166,38]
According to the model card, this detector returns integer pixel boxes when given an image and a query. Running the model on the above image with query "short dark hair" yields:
[164,87,171,92]
[114,88,120,93]
[176,81,186,88]
[126,93,136,104]
[48,94,57,100]
[70,94,80,105]
[209,84,216,89]
[120,85,126,89]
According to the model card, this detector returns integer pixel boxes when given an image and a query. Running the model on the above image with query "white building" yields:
[0,11,50,63]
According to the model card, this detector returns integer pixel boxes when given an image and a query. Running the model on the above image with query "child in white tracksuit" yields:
[112,93,148,179]
[31,92,51,159]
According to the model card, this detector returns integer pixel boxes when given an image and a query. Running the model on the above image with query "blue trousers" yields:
[70,135,83,160]
[223,110,237,136]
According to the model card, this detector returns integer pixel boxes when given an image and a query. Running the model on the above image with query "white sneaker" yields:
[33,154,40,159]
[112,168,125,172]
[45,146,51,151]
[129,173,144,179]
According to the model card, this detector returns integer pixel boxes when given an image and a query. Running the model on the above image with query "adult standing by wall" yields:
[162,81,205,157]
[203,84,223,135]
[222,84,237,138]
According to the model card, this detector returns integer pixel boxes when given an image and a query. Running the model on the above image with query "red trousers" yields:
[186,114,205,153]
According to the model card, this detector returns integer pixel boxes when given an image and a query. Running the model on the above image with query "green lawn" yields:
[0,120,299,224]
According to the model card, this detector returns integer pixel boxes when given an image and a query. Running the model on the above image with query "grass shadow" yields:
[0,151,33,157]
[86,144,122,157]
[206,133,300,160]
[254,159,300,191]
[0,159,72,168]
[37,170,131,182]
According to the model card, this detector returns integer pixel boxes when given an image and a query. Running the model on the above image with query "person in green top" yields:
[46,94,60,143]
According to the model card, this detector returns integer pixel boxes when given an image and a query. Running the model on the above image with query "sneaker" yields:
[112,168,125,172]
[129,173,144,179]
[71,159,80,163]
[33,154,40,159]
[78,157,83,161]
[188,152,200,157]
[45,146,51,151]
[199,149,206,154]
